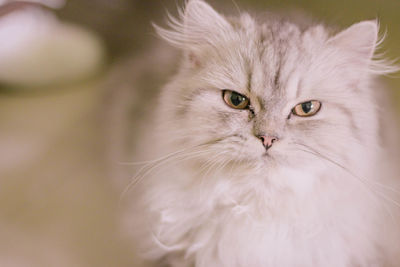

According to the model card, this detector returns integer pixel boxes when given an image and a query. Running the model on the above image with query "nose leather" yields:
[258,135,278,150]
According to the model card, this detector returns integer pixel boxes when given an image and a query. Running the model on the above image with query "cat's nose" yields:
[258,135,278,150]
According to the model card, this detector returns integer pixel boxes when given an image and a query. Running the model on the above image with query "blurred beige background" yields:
[0,0,399,266]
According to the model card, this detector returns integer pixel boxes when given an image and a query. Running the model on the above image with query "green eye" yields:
[222,90,249,109]
[292,100,321,117]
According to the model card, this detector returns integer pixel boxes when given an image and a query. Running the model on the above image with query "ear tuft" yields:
[153,0,231,50]
[328,20,399,75]
[183,0,230,36]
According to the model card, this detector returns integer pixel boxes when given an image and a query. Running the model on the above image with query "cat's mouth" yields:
[261,151,277,162]
[262,151,271,157]
[260,148,282,165]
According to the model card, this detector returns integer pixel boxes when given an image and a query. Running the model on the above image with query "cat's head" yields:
[155,0,397,179]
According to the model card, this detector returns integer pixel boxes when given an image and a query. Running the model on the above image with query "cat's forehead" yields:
[254,21,304,95]
[220,18,323,95]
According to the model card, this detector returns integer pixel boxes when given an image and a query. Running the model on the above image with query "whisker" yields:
[293,146,396,219]
[118,144,204,166]
[294,142,400,195]
[292,142,400,212]
[197,150,229,187]
[121,151,207,199]
[119,137,229,203]
[119,148,211,202]
[198,153,231,202]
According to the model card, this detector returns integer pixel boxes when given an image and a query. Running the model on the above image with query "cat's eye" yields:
[292,100,321,117]
[222,90,249,109]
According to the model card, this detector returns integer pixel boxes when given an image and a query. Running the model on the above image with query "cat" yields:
[120,1,400,266]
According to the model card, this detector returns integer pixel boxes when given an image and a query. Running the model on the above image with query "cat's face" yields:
[157,0,392,177]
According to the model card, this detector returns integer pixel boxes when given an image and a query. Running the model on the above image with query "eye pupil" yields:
[301,101,313,113]
[230,93,244,106]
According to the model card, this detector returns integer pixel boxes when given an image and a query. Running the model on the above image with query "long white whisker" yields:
[293,142,400,212]
[119,146,213,202]
[118,146,199,166]
[197,150,230,201]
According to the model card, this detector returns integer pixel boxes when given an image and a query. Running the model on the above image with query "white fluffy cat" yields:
[122,1,400,266]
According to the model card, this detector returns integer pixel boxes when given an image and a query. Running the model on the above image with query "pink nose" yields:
[258,135,278,150]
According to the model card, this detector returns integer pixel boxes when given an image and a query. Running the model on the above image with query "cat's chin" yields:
[257,149,307,172]
[259,151,282,168]
[219,150,282,170]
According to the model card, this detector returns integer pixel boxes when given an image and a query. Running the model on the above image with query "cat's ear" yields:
[154,0,231,67]
[327,20,398,74]
[328,20,378,61]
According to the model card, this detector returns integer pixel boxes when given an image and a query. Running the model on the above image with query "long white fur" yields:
[125,1,400,266]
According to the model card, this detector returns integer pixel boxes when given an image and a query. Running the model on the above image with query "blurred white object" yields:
[0,5,105,87]
[0,0,65,9]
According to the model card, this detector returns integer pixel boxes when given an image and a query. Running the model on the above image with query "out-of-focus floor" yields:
[0,0,399,266]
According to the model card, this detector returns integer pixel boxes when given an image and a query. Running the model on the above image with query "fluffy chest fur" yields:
[138,161,386,267]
